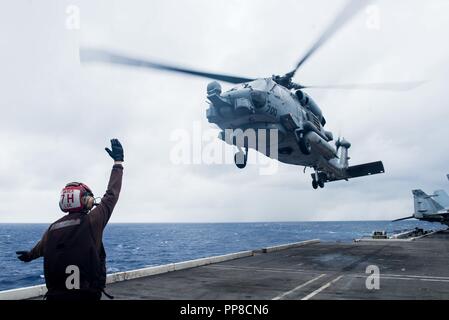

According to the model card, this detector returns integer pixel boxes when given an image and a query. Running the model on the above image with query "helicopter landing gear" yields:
[312,178,325,189]
[295,130,312,155]
[234,147,248,169]
[312,170,325,189]
[318,179,325,188]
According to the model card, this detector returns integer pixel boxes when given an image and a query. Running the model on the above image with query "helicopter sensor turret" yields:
[207,81,222,95]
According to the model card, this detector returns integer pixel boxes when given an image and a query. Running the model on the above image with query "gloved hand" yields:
[105,139,124,162]
[16,251,32,263]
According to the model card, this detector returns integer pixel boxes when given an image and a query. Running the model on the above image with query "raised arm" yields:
[89,139,124,231]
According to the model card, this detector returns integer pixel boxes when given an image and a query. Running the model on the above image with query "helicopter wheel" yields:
[318,180,325,188]
[234,151,247,169]
[312,180,318,189]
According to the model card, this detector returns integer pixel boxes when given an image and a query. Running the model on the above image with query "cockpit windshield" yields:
[247,78,272,90]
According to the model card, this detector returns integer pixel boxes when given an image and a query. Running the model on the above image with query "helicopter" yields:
[80,0,422,189]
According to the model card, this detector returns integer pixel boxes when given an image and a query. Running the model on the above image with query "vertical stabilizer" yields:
[412,189,444,218]
[433,190,449,209]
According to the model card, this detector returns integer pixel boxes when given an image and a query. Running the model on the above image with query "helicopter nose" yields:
[234,97,253,116]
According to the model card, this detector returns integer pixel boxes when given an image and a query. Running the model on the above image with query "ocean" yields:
[0,220,443,291]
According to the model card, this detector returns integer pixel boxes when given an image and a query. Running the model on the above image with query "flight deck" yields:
[2,229,449,300]
[104,229,449,300]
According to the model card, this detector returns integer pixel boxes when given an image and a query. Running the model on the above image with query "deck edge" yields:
[262,239,320,253]
[0,250,254,300]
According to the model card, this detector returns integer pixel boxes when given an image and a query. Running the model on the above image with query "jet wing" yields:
[393,211,449,225]
[392,216,415,222]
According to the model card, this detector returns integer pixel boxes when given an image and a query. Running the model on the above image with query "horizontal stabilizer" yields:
[314,161,385,183]
[346,161,385,179]
[392,216,415,222]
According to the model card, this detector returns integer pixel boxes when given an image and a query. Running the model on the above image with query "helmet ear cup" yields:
[83,196,95,211]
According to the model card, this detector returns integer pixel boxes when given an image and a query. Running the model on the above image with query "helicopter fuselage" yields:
[206,78,336,171]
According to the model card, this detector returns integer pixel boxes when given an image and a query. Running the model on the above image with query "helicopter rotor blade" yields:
[79,48,254,84]
[288,0,373,78]
[298,81,425,91]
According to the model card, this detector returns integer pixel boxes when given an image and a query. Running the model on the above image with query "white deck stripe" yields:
[380,276,449,283]
[351,274,449,282]
[301,275,343,300]
[272,274,326,300]
[208,265,449,281]
[205,265,312,274]
[382,273,449,280]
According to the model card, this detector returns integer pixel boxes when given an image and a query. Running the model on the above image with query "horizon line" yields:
[0,219,411,224]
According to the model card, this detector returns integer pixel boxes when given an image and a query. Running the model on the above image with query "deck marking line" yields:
[204,265,311,274]
[301,275,343,300]
[272,274,326,300]
[381,277,449,283]
[352,275,449,283]
[382,273,449,280]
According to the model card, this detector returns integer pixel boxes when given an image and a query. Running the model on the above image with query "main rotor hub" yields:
[272,74,303,90]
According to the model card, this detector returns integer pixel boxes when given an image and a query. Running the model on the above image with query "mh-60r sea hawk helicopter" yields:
[80,0,422,189]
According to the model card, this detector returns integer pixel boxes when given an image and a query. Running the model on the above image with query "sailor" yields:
[16,139,124,300]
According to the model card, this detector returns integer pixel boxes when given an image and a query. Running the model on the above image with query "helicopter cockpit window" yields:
[268,83,285,98]
[247,79,270,91]
[227,79,270,93]
[250,91,267,109]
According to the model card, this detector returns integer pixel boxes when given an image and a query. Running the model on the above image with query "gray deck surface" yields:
[105,230,449,300]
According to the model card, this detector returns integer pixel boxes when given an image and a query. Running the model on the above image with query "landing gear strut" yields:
[234,147,248,169]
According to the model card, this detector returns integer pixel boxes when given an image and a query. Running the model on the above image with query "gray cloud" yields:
[1,0,448,222]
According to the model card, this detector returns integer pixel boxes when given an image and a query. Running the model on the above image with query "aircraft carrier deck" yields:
[2,229,449,300]
[104,230,449,300]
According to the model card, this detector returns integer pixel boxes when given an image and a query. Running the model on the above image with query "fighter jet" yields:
[393,175,449,226]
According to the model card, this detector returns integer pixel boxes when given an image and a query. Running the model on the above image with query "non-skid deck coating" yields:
[106,230,449,300]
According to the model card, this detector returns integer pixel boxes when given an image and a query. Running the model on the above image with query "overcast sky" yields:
[1,0,449,223]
